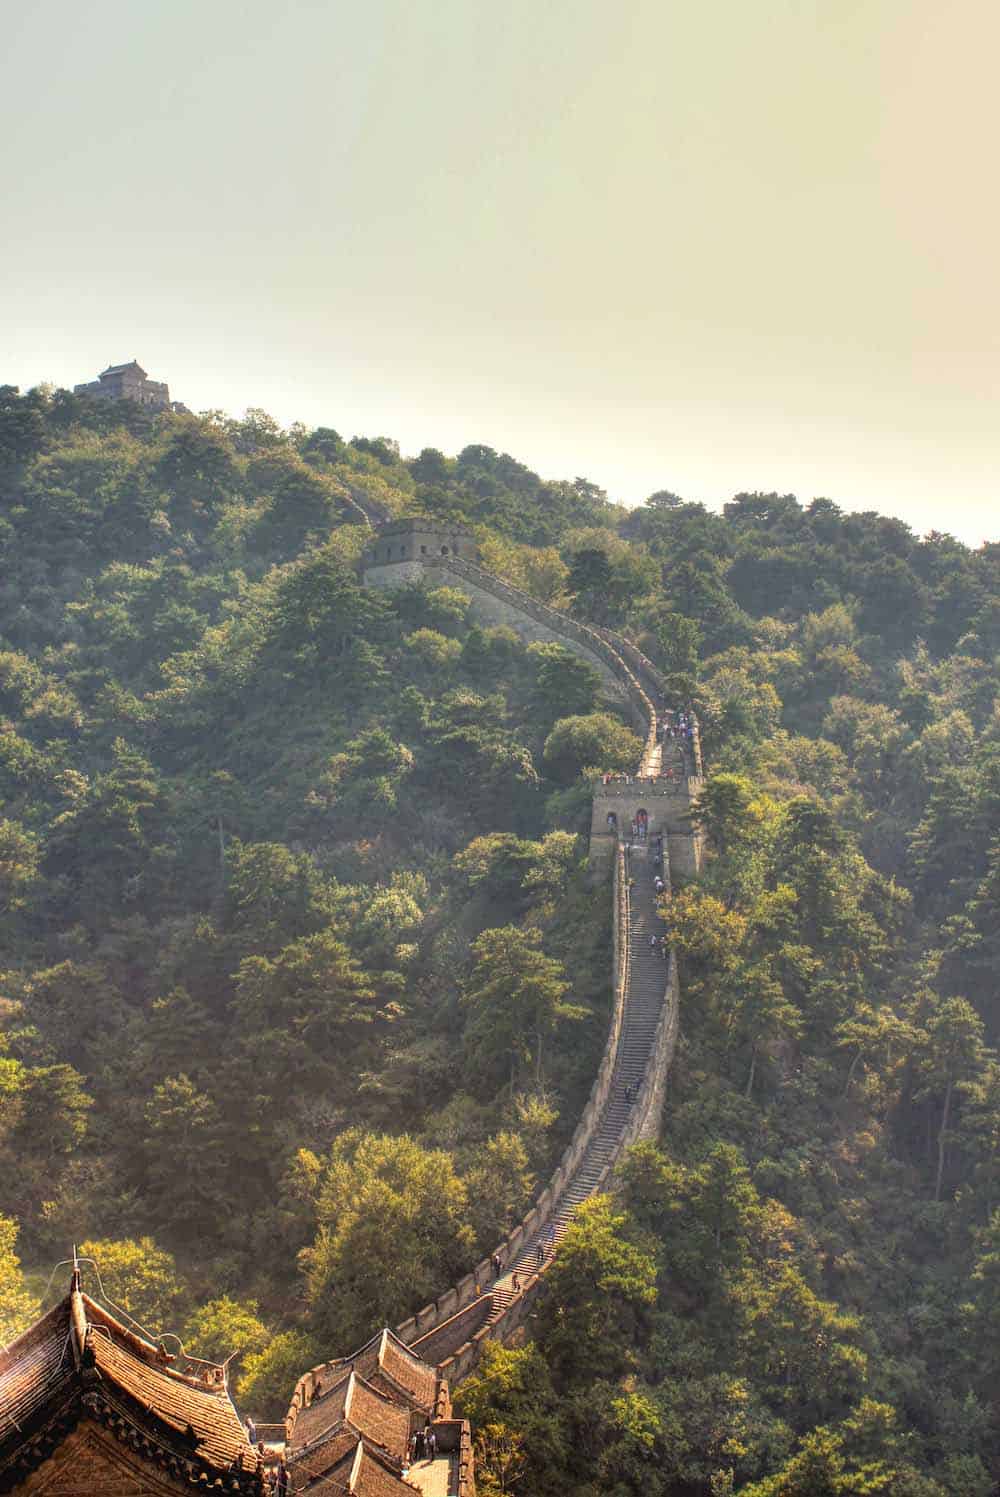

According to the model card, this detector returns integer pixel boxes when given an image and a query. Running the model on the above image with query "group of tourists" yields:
[659,707,695,744]
[409,1425,438,1464]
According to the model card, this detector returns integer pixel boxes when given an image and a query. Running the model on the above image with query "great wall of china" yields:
[0,507,708,1497]
[282,515,706,1468]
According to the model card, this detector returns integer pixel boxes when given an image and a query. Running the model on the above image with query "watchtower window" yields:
[421,545,427,554]
[441,545,449,554]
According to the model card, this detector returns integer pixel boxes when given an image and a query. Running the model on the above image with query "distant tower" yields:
[362,517,479,588]
[74,360,172,410]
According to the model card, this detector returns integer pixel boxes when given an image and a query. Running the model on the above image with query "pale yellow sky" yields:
[2,0,997,542]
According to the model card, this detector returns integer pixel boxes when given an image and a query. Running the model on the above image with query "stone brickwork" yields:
[74,361,172,410]
[16,1420,199,1495]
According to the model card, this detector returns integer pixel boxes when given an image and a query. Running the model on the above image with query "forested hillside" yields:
[1,384,998,1494]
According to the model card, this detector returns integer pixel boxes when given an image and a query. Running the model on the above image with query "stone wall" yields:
[590,779,704,881]
[365,553,658,749]
[360,533,700,1397]
[396,843,631,1352]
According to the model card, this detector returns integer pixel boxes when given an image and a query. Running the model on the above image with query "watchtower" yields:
[362,518,479,589]
[590,777,702,879]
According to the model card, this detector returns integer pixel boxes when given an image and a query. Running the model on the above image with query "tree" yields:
[0,818,39,917]
[78,1236,189,1336]
[13,1063,91,1160]
[152,419,236,535]
[463,926,583,1089]
[0,1215,39,1343]
[567,548,614,622]
[463,1131,534,1249]
[542,713,642,783]
[536,1195,657,1386]
[728,960,802,1098]
[527,643,602,726]
[142,1075,228,1235]
[301,1131,475,1347]
[310,727,416,833]
[834,1004,908,1099]
[264,545,389,694]
[237,1329,322,1419]
[223,839,330,957]
[743,1264,867,1418]
[183,1296,269,1366]
[43,739,173,926]
[455,1341,569,1496]
[233,930,383,1099]
[915,996,992,1201]
[691,773,759,859]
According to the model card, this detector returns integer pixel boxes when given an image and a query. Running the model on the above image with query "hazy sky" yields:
[3,0,997,544]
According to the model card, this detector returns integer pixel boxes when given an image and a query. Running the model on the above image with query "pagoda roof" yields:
[282,1335,434,1449]
[297,1438,417,1494]
[289,1368,410,1464]
[101,361,147,377]
[0,1278,260,1491]
[0,1298,75,1450]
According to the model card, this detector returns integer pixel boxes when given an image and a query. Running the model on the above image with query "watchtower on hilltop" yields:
[74,360,172,410]
[362,517,479,588]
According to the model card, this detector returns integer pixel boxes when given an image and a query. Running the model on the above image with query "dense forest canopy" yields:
[0,382,998,1494]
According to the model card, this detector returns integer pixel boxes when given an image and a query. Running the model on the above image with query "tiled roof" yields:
[297,1438,417,1495]
[376,1333,438,1412]
[302,1330,437,1417]
[0,1285,258,1488]
[0,1300,75,1448]
[101,362,146,377]
[290,1371,410,1464]
[82,1295,251,1469]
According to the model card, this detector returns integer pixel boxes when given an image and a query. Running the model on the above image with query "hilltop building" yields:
[362,517,480,585]
[0,1271,262,1494]
[74,360,173,410]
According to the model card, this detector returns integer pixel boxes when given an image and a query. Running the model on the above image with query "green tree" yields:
[0,818,39,918]
[0,1215,39,1343]
[233,930,383,1099]
[915,996,992,1201]
[567,548,614,623]
[526,642,603,726]
[237,1329,322,1418]
[455,1341,569,1496]
[463,926,583,1088]
[463,1131,534,1249]
[13,1063,91,1160]
[78,1236,189,1336]
[542,713,642,782]
[536,1195,657,1386]
[183,1296,269,1365]
[142,1075,228,1236]
[302,1131,475,1347]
